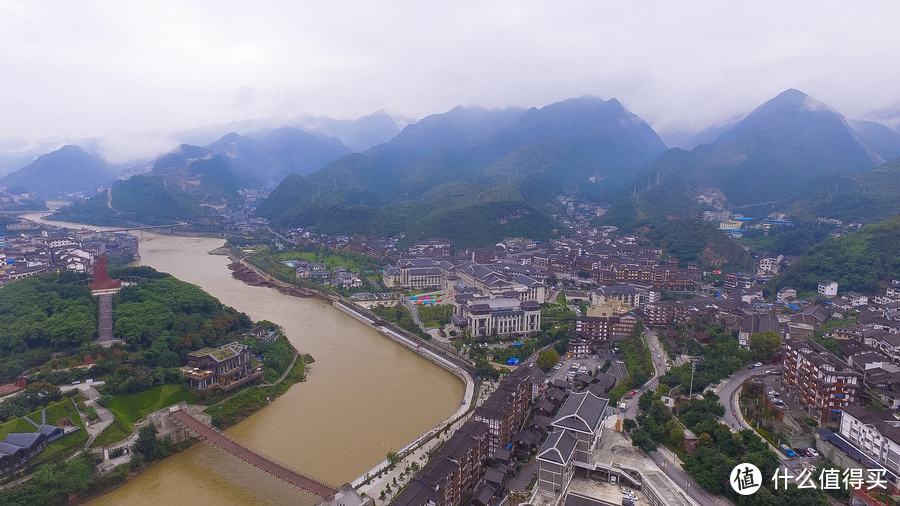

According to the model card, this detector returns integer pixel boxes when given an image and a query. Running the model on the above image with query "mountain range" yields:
[258,96,667,246]
[170,111,401,152]
[206,126,351,186]
[606,89,900,228]
[28,88,900,262]
[54,126,355,224]
[0,145,112,196]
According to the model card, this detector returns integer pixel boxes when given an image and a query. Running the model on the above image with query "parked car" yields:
[780,444,798,458]
[807,448,819,458]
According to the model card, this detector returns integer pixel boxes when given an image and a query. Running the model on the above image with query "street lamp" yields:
[688,360,696,399]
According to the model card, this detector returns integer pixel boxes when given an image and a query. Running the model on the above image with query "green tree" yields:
[536,349,561,371]
[630,429,657,453]
[134,424,160,461]
[386,451,400,469]
[749,332,781,362]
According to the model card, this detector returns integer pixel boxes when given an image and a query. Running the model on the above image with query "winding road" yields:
[624,328,732,506]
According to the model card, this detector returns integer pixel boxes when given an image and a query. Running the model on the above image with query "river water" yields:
[26,217,464,505]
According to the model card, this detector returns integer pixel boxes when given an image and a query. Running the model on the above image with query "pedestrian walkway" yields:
[170,408,338,499]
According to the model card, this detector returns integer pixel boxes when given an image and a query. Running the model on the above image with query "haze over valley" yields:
[2,3,900,506]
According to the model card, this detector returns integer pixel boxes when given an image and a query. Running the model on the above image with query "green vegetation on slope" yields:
[53,175,206,226]
[771,216,900,293]
[0,272,96,355]
[113,269,249,350]
[660,324,749,393]
[259,97,665,247]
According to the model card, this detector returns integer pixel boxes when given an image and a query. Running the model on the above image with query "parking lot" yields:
[551,356,604,383]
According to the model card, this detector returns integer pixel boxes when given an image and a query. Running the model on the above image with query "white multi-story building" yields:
[462,297,541,337]
[818,280,839,298]
[381,258,448,289]
[838,406,900,480]
[757,255,783,275]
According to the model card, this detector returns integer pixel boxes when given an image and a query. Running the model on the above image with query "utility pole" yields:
[688,360,696,398]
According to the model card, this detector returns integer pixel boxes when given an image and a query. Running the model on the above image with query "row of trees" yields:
[609,321,653,401]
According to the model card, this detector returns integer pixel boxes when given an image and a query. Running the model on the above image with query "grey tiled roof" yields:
[552,391,609,434]
[537,429,577,465]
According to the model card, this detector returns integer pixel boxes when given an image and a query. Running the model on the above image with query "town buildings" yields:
[393,422,490,506]
[382,257,547,337]
[574,305,638,344]
[0,219,138,286]
[398,366,539,505]
[457,297,542,337]
[781,339,860,423]
[382,258,446,289]
[181,342,261,391]
[589,285,641,308]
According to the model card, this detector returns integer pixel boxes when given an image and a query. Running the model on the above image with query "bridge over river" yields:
[169,407,339,500]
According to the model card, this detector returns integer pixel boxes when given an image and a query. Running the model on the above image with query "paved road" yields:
[649,450,731,506]
[624,329,667,419]
[716,365,780,431]
[625,329,734,506]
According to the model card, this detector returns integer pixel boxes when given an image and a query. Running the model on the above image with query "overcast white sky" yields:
[2,0,900,160]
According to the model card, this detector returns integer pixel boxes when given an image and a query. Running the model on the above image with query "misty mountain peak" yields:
[1,143,111,195]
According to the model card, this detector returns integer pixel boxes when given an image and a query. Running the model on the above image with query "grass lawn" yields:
[106,384,197,424]
[0,417,37,439]
[0,398,83,440]
[92,384,196,448]
[45,399,84,428]
[418,304,453,329]
[90,418,131,448]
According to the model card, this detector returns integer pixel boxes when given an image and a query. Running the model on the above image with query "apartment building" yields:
[473,366,534,453]
[393,421,490,506]
[838,406,900,485]
[575,306,638,343]
[864,331,900,364]
[782,339,860,423]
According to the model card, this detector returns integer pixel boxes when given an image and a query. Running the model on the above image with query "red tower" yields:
[90,254,122,293]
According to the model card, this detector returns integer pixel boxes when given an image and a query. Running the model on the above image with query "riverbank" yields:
[222,249,478,492]
[22,215,466,504]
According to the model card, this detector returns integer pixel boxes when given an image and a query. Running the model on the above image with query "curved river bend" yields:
[28,218,464,505]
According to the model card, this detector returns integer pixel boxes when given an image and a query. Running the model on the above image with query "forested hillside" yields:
[259,96,666,246]
[770,216,900,293]
[0,267,251,380]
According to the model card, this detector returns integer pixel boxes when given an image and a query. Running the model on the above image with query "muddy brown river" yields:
[27,217,464,505]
